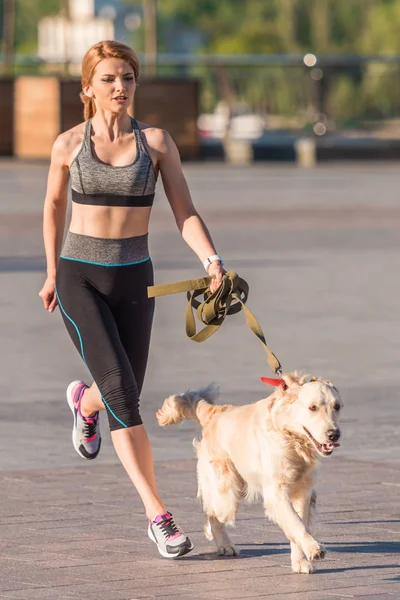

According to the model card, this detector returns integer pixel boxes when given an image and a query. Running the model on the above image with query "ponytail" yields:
[79,91,96,120]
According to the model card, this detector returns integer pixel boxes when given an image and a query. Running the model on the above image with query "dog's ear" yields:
[282,373,298,388]
[260,377,287,390]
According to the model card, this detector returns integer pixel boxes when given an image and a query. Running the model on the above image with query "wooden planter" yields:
[14,77,82,159]
[134,78,200,160]
[0,79,14,155]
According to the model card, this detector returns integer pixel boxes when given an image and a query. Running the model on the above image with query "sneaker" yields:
[66,380,101,460]
[148,512,194,559]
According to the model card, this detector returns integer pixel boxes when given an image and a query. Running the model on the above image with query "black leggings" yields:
[56,255,155,431]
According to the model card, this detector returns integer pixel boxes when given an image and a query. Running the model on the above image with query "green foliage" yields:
[15,0,60,53]
[360,0,400,54]
[151,0,380,55]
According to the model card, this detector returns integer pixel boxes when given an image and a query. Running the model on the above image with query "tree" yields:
[14,0,60,54]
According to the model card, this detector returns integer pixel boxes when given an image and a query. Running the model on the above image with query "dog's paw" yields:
[292,558,315,574]
[305,540,326,562]
[217,544,240,557]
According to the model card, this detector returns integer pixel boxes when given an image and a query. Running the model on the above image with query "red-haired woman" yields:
[39,40,225,558]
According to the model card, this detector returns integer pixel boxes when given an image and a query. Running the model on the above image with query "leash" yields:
[148,270,282,375]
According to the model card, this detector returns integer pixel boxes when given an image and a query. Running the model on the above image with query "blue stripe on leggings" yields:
[60,255,150,267]
[55,289,128,429]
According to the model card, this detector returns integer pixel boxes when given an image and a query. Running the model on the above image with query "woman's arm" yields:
[39,135,71,312]
[149,128,225,291]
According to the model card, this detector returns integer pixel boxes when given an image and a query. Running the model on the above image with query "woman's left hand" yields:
[208,261,226,294]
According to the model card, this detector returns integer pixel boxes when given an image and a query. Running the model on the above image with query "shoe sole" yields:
[66,380,100,460]
[148,526,194,559]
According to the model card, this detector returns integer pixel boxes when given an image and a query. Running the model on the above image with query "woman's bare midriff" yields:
[69,204,152,239]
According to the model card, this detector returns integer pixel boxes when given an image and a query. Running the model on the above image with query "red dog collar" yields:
[261,377,287,390]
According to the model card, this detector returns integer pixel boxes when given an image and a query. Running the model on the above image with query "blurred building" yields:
[38,0,113,65]
[37,0,141,68]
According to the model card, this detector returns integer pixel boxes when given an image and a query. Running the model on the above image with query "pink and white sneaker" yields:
[66,381,101,460]
[148,512,194,558]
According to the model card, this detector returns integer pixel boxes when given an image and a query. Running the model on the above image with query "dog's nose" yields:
[327,429,340,442]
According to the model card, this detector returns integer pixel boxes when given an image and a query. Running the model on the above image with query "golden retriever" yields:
[157,372,343,574]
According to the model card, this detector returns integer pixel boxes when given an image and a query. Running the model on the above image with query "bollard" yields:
[223,137,253,165]
[295,138,317,168]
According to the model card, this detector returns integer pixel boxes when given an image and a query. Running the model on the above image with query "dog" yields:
[157,372,343,573]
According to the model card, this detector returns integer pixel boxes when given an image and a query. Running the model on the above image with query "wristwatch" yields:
[203,255,224,272]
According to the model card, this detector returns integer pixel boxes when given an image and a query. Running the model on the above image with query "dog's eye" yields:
[333,403,341,411]
[309,405,318,411]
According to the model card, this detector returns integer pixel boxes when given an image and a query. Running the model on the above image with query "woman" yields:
[39,40,225,559]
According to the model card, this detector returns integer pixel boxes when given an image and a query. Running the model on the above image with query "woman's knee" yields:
[98,367,143,431]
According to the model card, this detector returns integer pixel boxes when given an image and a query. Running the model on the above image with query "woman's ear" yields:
[83,86,94,99]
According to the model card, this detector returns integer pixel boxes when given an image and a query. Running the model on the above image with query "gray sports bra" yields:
[69,117,157,207]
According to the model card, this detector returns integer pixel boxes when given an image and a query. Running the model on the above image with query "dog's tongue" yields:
[323,442,340,451]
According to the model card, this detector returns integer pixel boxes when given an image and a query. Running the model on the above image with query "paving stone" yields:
[0,589,79,599]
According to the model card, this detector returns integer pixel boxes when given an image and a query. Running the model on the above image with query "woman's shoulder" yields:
[135,120,174,154]
[52,122,87,165]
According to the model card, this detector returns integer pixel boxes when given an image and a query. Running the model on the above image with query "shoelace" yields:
[157,516,180,539]
[83,417,97,440]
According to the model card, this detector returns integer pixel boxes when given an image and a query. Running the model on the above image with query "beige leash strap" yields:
[147,276,213,297]
[148,271,282,375]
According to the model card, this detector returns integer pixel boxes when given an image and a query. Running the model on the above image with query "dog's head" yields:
[267,373,344,457]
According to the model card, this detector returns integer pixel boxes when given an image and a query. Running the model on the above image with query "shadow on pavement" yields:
[227,540,400,559]
[180,552,242,561]
[327,519,400,525]
[327,541,400,554]
[235,542,289,558]
[318,563,399,574]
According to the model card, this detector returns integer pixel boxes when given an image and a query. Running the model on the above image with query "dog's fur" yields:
[157,372,343,574]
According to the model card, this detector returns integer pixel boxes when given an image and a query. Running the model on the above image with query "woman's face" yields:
[84,57,136,114]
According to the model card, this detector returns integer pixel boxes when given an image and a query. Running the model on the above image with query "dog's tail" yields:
[157,383,224,428]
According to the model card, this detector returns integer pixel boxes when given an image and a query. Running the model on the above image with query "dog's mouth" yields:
[303,427,340,457]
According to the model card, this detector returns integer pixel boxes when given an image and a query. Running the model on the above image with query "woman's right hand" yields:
[39,277,58,313]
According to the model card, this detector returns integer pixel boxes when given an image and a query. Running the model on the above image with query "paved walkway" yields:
[1,458,399,600]
[0,161,399,599]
